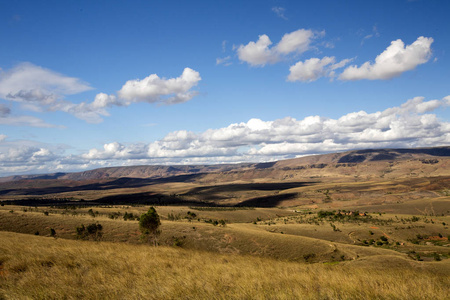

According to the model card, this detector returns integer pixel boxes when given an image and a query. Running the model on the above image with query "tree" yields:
[139,207,161,246]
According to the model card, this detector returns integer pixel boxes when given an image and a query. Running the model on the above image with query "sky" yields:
[0,0,450,176]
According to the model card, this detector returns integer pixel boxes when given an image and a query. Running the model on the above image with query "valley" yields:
[1,147,449,299]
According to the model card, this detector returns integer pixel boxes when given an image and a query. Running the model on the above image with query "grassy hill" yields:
[1,146,449,298]
[1,146,449,210]
[1,231,449,299]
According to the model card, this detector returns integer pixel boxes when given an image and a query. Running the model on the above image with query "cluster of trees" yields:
[74,207,162,245]
[123,212,138,221]
[76,223,103,241]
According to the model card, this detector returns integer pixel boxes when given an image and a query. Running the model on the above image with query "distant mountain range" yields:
[1,146,449,183]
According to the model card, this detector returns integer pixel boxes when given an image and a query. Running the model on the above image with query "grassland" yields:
[1,231,449,299]
[1,150,450,298]
[1,203,449,262]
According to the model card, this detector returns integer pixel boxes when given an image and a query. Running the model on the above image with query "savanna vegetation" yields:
[1,149,450,298]
[1,231,449,299]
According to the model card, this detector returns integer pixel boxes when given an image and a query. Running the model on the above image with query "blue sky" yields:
[0,0,449,176]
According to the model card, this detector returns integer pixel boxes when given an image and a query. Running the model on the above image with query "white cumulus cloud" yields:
[275,29,317,55]
[118,68,201,105]
[1,95,449,176]
[78,96,450,163]
[0,64,201,124]
[288,57,353,82]
[237,29,321,66]
[339,36,433,80]
[237,34,278,66]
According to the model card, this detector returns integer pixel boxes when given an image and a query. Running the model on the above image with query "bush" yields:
[76,223,103,241]
[139,207,161,246]
[186,211,197,219]
[88,209,96,218]
[108,212,121,219]
[433,253,441,261]
[123,212,136,221]
[172,236,186,247]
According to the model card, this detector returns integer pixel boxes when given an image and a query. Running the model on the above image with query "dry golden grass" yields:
[0,206,417,263]
[1,231,449,299]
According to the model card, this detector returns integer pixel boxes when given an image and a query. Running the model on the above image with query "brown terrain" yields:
[1,147,449,299]
[0,146,449,211]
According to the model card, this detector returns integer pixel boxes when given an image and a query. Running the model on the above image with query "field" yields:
[1,148,450,298]
[1,231,449,299]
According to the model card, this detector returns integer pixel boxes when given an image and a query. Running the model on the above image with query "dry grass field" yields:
[1,148,450,298]
[1,231,449,300]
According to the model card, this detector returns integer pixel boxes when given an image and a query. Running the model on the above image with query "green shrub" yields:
[139,207,161,246]
[76,223,103,241]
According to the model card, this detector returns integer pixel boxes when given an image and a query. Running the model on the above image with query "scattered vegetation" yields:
[1,231,449,300]
[76,223,103,241]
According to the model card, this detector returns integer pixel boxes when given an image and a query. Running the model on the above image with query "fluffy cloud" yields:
[237,29,320,66]
[118,68,201,105]
[234,34,433,82]
[340,36,433,80]
[1,95,449,176]
[287,57,352,82]
[79,96,450,162]
[275,29,317,55]
[0,64,201,124]
[52,93,124,124]
[237,35,278,66]
[0,145,57,165]
[67,67,201,123]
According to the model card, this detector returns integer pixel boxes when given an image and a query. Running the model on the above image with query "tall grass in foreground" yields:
[0,231,448,299]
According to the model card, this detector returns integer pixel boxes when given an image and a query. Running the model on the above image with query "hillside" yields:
[1,146,449,183]
[1,146,449,299]
[0,146,449,209]
[2,231,449,299]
